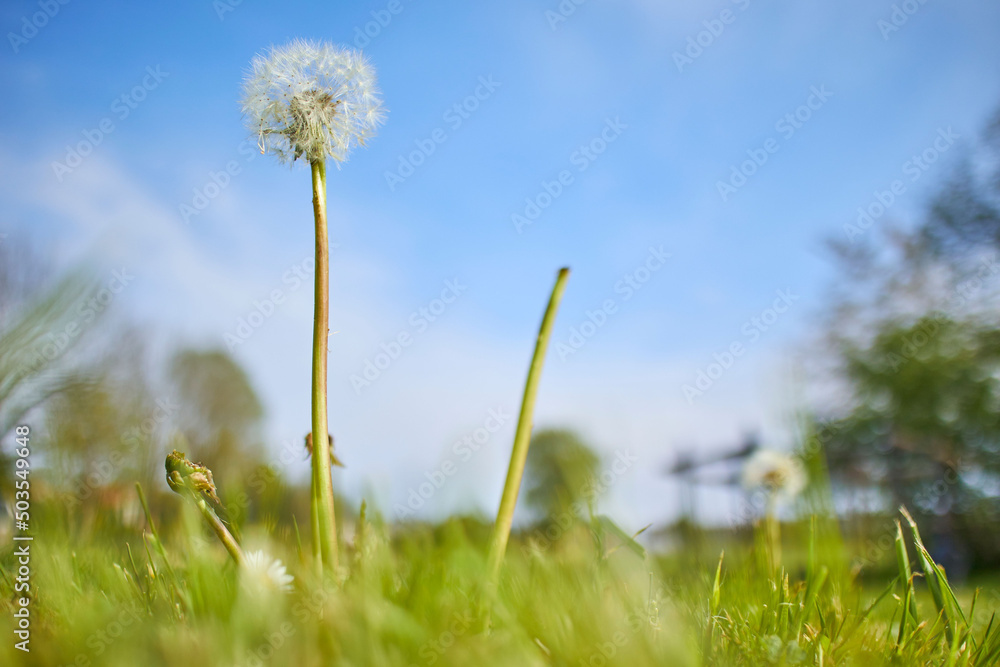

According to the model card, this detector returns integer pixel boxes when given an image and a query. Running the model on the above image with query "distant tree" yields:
[33,328,171,505]
[47,379,124,474]
[0,241,163,527]
[825,316,1000,505]
[816,100,1000,567]
[922,109,1000,258]
[0,238,98,439]
[524,429,600,520]
[168,348,265,490]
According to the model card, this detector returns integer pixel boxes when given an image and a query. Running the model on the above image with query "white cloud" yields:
[0,150,799,531]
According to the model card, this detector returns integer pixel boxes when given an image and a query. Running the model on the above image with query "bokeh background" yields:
[2,0,1000,545]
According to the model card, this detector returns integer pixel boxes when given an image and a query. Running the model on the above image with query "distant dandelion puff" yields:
[241,39,385,165]
[742,449,806,502]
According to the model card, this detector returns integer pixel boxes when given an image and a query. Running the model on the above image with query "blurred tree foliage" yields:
[819,102,1000,567]
[826,317,1000,500]
[0,239,97,511]
[524,429,600,520]
[922,108,1000,257]
[0,239,97,440]
[168,348,265,494]
[44,331,163,490]
[0,239,275,534]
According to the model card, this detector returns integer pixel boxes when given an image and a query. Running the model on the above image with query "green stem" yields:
[486,267,570,586]
[135,482,175,576]
[135,483,163,552]
[310,159,338,572]
[196,496,244,566]
[766,494,780,572]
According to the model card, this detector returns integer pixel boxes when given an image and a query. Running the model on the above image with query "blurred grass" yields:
[3,491,1000,666]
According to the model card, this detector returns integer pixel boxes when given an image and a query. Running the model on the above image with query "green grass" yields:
[3,494,1000,666]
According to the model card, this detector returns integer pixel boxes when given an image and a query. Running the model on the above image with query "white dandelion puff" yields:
[741,449,807,502]
[241,39,385,165]
[241,550,294,593]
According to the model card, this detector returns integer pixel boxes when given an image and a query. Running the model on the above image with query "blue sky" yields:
[2,0,999,530]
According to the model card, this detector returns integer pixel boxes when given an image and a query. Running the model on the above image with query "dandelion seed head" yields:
[241,40,385,165]
[741,449,807,502]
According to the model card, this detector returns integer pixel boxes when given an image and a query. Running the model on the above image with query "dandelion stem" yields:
[310,158,338,572]
[195,496,244,566]
[486,268,570,586]
[766,494,780,572]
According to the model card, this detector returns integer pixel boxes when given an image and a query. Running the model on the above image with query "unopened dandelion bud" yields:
[165,449,222,506]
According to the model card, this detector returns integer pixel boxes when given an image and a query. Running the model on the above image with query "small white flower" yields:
[741,449,807,501]
[242,550,294,593]
[241,39,385,165]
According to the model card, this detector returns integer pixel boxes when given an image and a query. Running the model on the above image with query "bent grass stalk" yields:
[195,494,244,566]
[310,159,338,572]
[486,267,570,587]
